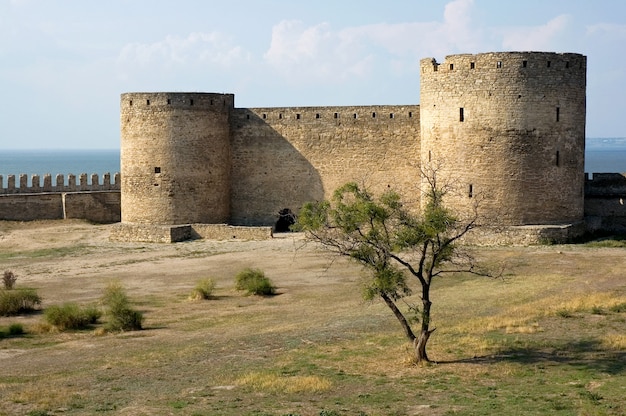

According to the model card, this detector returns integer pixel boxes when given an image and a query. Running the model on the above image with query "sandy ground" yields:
[1,220,625,415]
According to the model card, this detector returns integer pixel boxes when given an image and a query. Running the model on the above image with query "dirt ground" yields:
[1,220,625,415]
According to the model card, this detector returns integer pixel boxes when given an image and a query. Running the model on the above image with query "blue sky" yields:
[1,0,625,149]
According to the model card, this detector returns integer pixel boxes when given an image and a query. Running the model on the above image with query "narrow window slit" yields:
[468,184,473,198]
[459,107,465,122]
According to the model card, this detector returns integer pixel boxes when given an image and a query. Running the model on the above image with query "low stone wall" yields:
[464,222,586,245]
[191,224,273,240]
[109,223,193,243]
[584,173,626,233]
[0,191,120,223]
[109,223,273,243]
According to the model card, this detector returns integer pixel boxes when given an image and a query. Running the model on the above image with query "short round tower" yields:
[120,92,234,225]
[420,52,586,225]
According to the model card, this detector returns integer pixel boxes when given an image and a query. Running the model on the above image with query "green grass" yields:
[44,303,101,331]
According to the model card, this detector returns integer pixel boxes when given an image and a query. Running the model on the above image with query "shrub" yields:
[609,302,626,313]
[189,278,216,301]
[101,282,143,331]
[0,288,41,316]
[0,323,25,338]
[8,323,24,335]
[44,303,101,331]
[2,270,17,290]
[235,268,276,296]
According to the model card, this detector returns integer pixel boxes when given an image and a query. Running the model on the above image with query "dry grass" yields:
[0,221,625,415]
[236,372,332,393]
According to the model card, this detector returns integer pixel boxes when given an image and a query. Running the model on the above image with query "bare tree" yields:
[295,168,491,363]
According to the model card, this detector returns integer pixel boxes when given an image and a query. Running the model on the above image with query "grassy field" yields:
[0,221,625,415]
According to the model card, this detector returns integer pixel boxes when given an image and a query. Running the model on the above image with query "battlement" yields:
[420,51,586,74]
[120,92,234,111]
[0,172,120,195]
[233,105,418,125]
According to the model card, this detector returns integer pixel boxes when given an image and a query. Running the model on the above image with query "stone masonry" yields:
[115,51,587,243]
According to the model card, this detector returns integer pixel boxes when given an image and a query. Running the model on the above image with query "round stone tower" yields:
[419,52,586,225]
[120,92,234,225]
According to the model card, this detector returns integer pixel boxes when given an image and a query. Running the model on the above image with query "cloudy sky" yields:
[1,0,625,149]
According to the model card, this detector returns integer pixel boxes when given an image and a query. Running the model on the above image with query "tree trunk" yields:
[415,287,434,363]
[414,328,435,363]
[380,292,416,342]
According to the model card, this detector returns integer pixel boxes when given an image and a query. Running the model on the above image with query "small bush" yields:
[590,305,606,315]
[44,303,101,331]
[235,268,276,296]
[609,302,626,313]
[8,323,24,335]
[189,278,216,301]
[101,282,143,331]
[556,309,573,318]
[0,323,25,338]
[2,270,17,290]
[0,288,41,316]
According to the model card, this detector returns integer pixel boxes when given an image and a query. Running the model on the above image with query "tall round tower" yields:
[120,92,234,225]
[419,52,586,225]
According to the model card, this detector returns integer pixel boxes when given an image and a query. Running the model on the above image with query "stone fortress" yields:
[1,51,625,243]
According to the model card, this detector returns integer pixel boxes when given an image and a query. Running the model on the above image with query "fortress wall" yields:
[63,191,121,223]
[230,105,420,226]
[0,193,63,221]
[420,52,586,226]
[0,191,119,222]
[584,173,626,233]
[120,93,233,225]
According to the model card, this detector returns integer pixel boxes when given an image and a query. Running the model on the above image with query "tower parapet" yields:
[420,52,586,225]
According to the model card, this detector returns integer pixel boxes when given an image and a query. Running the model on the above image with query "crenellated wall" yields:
[230,105,420,225]
[0,172,120,194]
[0,172,120,222]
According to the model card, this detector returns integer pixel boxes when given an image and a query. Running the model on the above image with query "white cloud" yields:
[499,15,570,51]
[116,32,251,79]
[262,0,485,83]
[586,22,626,38]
